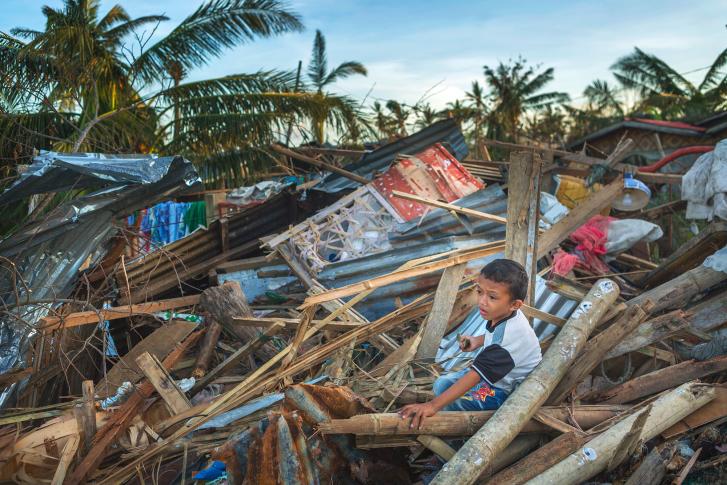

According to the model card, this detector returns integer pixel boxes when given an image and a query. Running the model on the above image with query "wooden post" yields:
[527,382,715,485]
[505,151,542,306]
[548,302,652,404]
[136,351,192,414]
[415,263,467,361]
[204,191,227,226]
[192,321,223,378]
[80,380,96,454]
[430,279,620,485]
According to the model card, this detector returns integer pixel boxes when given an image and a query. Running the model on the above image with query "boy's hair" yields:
[480,259,528,301]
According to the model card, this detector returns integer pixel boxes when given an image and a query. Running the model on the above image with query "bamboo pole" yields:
[430,279,620,485]
[320,406,625,436]
[526,382,715,485]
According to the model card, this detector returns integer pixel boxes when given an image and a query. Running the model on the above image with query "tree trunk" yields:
[628,264,726,313]
[429,279,620,485]
[199,281,277,360]
[526,382,714,485]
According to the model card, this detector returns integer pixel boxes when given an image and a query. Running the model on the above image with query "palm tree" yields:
[305,29,367,143]
[524,104,568,146]
[371,101,395,139]
[385,100,410,136]
[1,0,362,187]
[564,79,625,142]
[413,102,441,130]
[612,47,727,121]
[483,57,569,142]
[464,80,489,156]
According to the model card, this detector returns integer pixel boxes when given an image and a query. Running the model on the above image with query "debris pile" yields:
[1,120,727,484]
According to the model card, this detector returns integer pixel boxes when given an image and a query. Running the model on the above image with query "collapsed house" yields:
[1,118,727,484]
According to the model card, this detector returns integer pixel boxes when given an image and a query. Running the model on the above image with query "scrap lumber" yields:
[232,316,360,332]
[624,443,676,485]
[39,295,201,331]
[629,264,727,313]
[673,447,702,485]
[65,329,202,484]
[415,263,467,360]
[136,351,192,414]
[529,383,714,485]
[391,190,507,224]
[321,407,625,436]
[548,302,652,404]
[505,151,542,306]
[536,177,624,259]
[96,320,198,397]
[489,435,542,475]
[300,241,504,307]
[51,433,80,485]
[430,279,620,485]
[192,320,223,378]
[589,355,727,404]
[520,304,567,327]
[271,143,369,184]
[607,403,652,471]
[417,435,456,460]
[487,432,587,485]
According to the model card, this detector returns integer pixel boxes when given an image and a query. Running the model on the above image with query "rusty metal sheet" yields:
[371,143,483,222]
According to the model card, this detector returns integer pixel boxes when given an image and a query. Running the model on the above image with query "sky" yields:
[2,0,726,110]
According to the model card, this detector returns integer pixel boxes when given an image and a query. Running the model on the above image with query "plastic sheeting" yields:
[0,151,201,407]
[682,140,727,221]
[703,244,727,274]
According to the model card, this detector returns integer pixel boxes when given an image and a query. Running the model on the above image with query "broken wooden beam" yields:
[628,264,727,313]
[587,355,727,404]
[415,263,467,360]
[430,279,620,485]
[530,382,714,485]
[624,443,676,485]
[192,320,223,378]
[320,406,624,436]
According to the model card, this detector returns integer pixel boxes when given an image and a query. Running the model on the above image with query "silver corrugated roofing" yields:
[436,275,579,371]
[315,119,468,193]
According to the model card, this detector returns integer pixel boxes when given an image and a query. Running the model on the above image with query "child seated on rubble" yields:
[399,259,542,429]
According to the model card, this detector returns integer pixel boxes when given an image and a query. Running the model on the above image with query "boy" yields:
[399,259,542,429]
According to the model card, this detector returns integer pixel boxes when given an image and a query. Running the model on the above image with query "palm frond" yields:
[307,29,327,91]
[132,0,303,82]
[699,47,727,91]
[323,60,367,87]
[96,5,131,31]
[102,15,170,42]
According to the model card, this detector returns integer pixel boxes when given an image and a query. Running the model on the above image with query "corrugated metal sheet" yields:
[436,275,579,371]
[315,119,468,193]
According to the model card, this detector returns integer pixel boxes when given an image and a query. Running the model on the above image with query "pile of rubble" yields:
[1,119,726,484]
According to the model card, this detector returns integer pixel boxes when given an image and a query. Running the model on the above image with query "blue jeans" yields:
[433,368,509,411]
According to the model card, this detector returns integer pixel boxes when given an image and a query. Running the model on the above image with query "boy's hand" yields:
[398,402,438,430]
[459,334,477,352]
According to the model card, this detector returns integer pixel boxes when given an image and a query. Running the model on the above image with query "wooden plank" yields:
[136,351,192,414]
[300,241,504,308]
[624,443,676,485]
[537,177,623,258]
[417,435,456,460]
[232,316,359,331]
[415,263,467,360]
[39,295,201,331]
[521,304,566,327]
[391,190,506,224]
[96,320,198,398]
[673,447,702,485]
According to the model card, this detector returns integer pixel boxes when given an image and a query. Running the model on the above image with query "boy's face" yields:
[476,275,524,322]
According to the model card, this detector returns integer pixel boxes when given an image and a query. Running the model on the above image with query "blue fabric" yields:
[194,461,226,481]
[433,368,509,411]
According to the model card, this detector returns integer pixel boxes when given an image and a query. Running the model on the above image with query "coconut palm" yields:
[464,80,489,156]
[612,47,727,121]
[305,29,367,143]
[384,100,410,136]
[2,0,363,187]
[483,57,569,142]
[413,102,441,130]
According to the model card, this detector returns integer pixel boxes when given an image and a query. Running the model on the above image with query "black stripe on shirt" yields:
[471,344,515,386]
